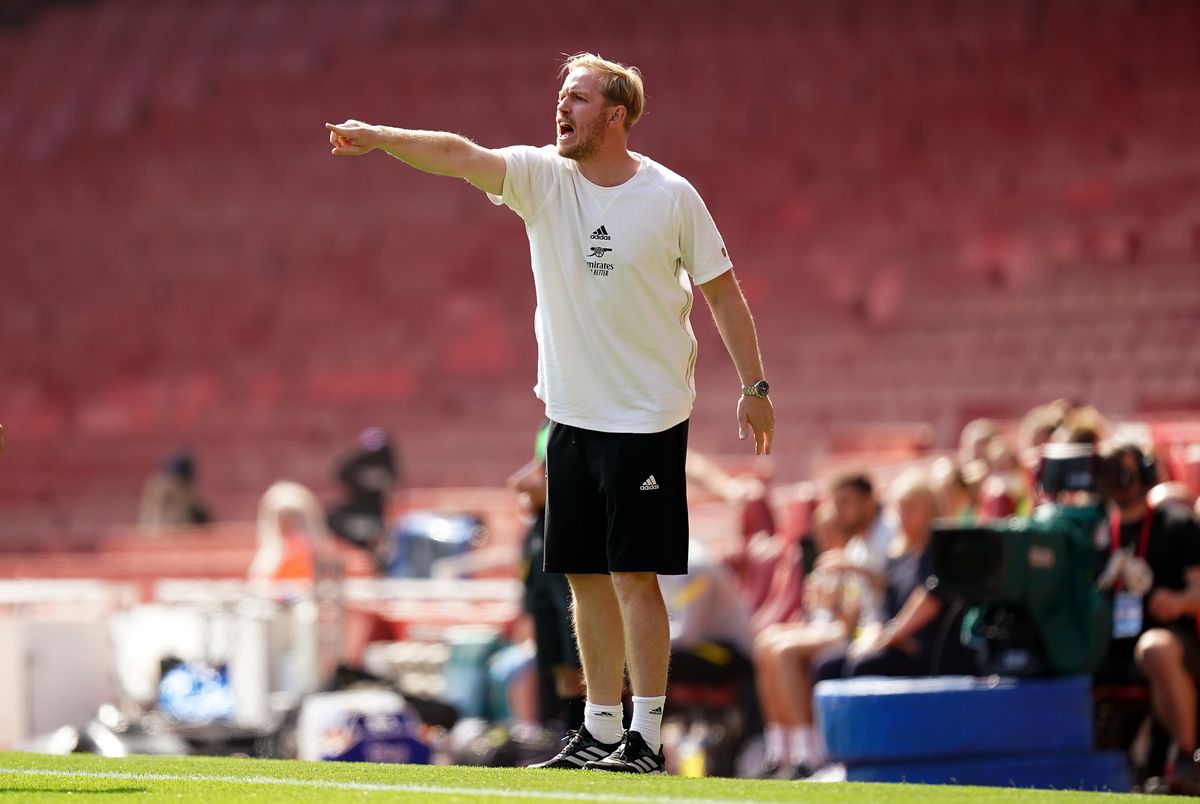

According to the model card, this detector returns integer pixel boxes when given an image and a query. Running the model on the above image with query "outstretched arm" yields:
[325,120,506,195]
[699,269,775,455]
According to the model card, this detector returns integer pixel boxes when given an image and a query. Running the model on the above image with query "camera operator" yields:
[1099,443,1200,794]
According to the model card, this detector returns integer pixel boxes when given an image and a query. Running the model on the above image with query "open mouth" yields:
[557,120,575,140]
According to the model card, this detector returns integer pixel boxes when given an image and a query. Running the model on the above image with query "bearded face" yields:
[555,67,617,162]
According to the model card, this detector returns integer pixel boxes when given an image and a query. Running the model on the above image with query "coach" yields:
[327,52,773,774]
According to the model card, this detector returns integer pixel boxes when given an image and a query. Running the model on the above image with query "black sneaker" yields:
[584,730,667,774]
[527,726,621,770]
[788,763,816,780]
[1170,749,1200,796]
[753,760,784,779]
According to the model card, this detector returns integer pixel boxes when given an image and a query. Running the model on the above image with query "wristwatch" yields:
[741,379,770,398]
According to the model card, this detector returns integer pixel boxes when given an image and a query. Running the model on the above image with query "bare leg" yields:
[610,571,670,697]
[553,665,586,699]
[753,627,787,724]
[769,623,847,726]
[507,663,540,727]
[1137,629,1198,751]
[567,573,626,705]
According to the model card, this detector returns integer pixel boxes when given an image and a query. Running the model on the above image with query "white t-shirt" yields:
[487,145,733,433]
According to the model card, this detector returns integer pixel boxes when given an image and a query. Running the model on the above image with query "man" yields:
[818,473,892,612]
[510,421,585,731]
[1099,444,1200,794]
[138,451,212,531]
[326,53,773,774]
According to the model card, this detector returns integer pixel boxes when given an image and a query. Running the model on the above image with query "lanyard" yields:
[1110,511,1153,592]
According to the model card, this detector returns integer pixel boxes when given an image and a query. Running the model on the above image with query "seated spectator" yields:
[931,457,981,524]
[959,418,999,465]
[978,436,1032,521]
[815,472,894,614]
[1095,443,1200,795]
[1018,401,1069,468]
[751,502,860,778]
[812,470,979,687]
[326,427,399,557]
[249,480,338,584]
[686,451,780,611]
[1049,404,1110,447]
[659,538,760,776]
[138,451,211,531]
[249,480,344,689]
[660,540,756,689]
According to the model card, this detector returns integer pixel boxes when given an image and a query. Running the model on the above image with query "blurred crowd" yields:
[500,400,1200,788]
[123,401,1200,791]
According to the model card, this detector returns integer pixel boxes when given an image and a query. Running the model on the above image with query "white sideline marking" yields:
[0,767,755,803]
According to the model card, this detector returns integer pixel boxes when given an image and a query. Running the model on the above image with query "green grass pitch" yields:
[0,751,1144,802]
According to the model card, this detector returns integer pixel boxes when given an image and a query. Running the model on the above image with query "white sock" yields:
[764,723,788,765]
[788,725,824,768]
[583,701,624,745]
[629,695,667,752]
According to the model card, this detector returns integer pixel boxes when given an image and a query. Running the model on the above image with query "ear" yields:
[608,105,627,129]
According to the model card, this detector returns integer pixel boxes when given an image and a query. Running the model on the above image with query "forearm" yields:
[882,588,940,646]
[702,272,765,385]
[375,128,483,179]
[327,122,504,194]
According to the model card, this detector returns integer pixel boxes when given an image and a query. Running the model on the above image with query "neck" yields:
[1117,497,1149,522]
[576,144,639,187]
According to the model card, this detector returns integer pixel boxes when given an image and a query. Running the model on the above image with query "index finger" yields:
[763,426,773,455]
[324,123,347,134]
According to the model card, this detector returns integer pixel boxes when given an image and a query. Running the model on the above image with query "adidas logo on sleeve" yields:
[590,225,611,240]
[640,475,659,491]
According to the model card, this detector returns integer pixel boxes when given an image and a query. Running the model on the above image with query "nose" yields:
[557,96,569,114]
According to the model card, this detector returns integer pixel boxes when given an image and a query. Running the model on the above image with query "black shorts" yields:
[1095,622,1200,685]
[543,419,689,575]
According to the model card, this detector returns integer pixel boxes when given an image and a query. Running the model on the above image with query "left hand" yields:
[737,395,775,455]
[850,625,917,659]
[1148,589,1189,623]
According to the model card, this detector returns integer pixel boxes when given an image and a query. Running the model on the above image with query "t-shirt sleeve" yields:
[677,181,734,285]
[1172,511,1200,570]
[486,145,558,223]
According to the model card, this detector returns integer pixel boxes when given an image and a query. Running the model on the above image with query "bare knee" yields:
[1136,629,1183,677]
[568,572,615,600]
[754,625,786,659]
[611,571,662,602]
[778,638,816,664]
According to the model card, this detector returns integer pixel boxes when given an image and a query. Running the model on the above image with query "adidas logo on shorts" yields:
[640,475,659,491]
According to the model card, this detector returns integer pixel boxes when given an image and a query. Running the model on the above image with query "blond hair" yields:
[888,468,939,516]
[560,52,645,130]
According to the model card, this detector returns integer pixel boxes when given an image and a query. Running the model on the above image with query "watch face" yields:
[755,380,770,396]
